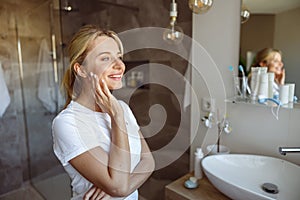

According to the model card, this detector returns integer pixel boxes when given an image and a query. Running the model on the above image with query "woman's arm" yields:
[70,77,131,197]
[83,131,154,198]
[126,131,155,195]
[69,117,131,197]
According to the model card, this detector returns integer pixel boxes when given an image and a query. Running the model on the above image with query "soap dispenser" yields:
[194,148,204,179]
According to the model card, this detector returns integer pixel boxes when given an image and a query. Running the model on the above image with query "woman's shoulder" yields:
[117,100,130,110]
[52,102,81,127]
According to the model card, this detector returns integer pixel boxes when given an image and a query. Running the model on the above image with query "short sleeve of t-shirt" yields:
[118,100,140,132]
[52,113,93,166]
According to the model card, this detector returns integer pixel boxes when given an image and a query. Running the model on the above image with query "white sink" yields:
[202,154,300,200]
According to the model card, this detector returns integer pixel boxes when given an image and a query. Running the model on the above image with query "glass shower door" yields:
[0,0,69,199]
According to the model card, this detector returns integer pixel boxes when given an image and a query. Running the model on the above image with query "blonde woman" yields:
[52,25,154,200]
[252,48,285,93]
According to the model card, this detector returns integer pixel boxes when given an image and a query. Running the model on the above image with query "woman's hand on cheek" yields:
[277,68,285,85]
[90,72,122,117]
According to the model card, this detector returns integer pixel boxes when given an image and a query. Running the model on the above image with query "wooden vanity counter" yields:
[165,172,230,200]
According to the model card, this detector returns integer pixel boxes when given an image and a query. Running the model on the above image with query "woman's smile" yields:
[108,73,123,81]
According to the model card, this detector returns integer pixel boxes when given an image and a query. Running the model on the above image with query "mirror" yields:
[240,0,300,106]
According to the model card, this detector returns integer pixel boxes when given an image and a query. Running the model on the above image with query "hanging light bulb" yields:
[163,21,184,44]
[188,0,213,14]
[163,0,184,44]
[241,7,250,24]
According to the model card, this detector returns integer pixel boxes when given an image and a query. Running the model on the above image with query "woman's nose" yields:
[113,58,125,69]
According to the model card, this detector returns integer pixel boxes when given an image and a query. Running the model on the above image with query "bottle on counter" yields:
[194,148,204,179]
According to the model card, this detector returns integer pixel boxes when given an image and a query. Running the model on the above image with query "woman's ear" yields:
[73,63,88,78]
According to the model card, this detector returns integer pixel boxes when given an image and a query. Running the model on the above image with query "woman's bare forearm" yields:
[126,153,154,195]
[125,133,155,196]
[107,115,131,194]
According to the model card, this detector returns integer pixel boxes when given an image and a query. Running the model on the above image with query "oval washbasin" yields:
[202,154,300,200]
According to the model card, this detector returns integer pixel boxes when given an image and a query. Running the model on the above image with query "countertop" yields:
[165,172,230,200]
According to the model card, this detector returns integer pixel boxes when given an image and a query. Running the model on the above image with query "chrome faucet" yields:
[279,147,300,155]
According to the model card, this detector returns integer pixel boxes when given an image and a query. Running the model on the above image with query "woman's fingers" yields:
[93,74,105,96]
[89,72,121,117]
[90,188,104,200]
[100,79,111,97]
[83,186,97,200]
[101,193,112,200]
[280,69,285,85]
[83,186,108,200]
[96,191,107,200]
[90,73,107,102]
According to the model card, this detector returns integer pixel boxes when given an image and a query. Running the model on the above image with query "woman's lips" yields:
[108,74,122,81]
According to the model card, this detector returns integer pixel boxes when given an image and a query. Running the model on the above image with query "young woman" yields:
[52,25,154,200]
[252,47,285,93]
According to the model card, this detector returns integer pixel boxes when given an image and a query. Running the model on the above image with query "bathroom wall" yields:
[274,7,300,98]
[240,14,275,60]
[191,0,300,168]
[190,0,241,168]
[222,103,300,166]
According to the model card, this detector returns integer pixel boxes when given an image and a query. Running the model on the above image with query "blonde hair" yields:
[62,25,123,108]
[252,48,282,67]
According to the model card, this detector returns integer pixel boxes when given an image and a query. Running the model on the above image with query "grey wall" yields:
[274,7,300,98]
[222,103,300,166]
[191,0,300,169]
[240,14,275,62]
[190,0,241,168]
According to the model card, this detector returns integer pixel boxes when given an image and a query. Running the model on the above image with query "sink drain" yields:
[261,183,279,194]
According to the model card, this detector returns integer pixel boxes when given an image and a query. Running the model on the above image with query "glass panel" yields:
[0,0,68,199]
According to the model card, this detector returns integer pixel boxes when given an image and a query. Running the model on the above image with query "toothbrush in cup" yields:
[238,65,251,97]
[229,66,242,96]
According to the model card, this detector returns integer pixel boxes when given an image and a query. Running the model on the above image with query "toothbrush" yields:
[229,66,242,95]
[238,65,251,95]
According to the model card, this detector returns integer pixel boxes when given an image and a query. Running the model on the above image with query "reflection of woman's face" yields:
[267,52,284,76]
[85,36,125,90]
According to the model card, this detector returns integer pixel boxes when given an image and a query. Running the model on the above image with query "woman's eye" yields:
[101,56,111,61]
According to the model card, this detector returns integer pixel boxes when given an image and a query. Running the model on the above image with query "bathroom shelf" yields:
[225,97,300,109]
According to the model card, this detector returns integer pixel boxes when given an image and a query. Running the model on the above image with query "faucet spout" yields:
[279,147,300,155]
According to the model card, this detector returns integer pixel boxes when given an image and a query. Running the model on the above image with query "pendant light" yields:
[163,0,184,45]
[188,0,213,14]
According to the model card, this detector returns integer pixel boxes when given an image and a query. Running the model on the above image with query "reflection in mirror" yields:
[240,1,300,107]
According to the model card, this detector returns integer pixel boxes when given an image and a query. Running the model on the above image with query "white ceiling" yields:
[243,0,300,14]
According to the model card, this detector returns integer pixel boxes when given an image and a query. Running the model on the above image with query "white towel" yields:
[0,62,10,117]
[37,38,57,113]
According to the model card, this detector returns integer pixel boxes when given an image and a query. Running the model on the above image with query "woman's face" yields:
[84,36,125,90]
[266,52,284,76]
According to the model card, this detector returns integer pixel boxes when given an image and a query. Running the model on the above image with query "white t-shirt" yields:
[52,100,141,200]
